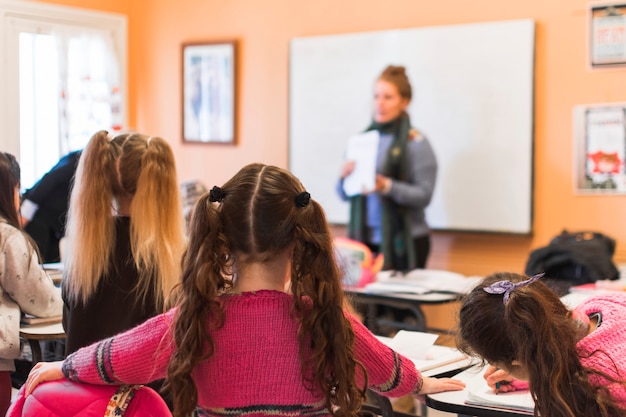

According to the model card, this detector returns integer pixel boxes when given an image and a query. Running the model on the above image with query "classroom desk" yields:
[19,322,65,364]
[43,262,63,286]
[345,287,459,335]
[426,366,533,417]
[360,357,476,417]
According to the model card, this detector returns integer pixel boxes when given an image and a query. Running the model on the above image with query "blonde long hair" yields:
[63,130,185,307]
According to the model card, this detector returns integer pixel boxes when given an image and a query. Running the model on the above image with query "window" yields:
[0,0,127,189]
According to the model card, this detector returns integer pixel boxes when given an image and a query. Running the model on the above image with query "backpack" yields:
[525,230,619,287]
[334,237,383,288]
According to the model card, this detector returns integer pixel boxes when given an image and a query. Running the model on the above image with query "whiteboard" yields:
[289,19,535,234]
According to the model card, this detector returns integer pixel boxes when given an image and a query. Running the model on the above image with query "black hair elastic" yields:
[295,191,310,208]
[209,186,225,202]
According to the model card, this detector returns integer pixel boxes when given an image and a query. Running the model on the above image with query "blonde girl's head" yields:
[64,130,185,307]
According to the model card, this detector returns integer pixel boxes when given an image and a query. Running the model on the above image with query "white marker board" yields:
[289,19,534,234]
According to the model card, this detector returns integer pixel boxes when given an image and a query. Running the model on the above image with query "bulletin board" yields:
[289,19,535,234]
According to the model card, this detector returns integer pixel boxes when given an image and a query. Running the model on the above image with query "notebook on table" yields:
[375,330,467,372]
[464,367,534,414]
[366,269,482,295]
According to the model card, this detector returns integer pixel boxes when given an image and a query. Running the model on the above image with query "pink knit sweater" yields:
[62,290,422,416]
[575,293,626,408]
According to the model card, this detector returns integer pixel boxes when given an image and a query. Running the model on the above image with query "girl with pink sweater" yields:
[22,163,464,417]
[457,272,626,417]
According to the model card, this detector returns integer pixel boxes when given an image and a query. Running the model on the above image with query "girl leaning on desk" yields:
[0,153,62,415]
[457,272,626,417]
[23,163,464,417]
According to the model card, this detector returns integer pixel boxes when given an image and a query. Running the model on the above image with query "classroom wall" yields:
[37,0,626,276]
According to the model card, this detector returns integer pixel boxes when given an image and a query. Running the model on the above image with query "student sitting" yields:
[22,163,464,417]
[0,153,62,415]
[61,130,185,356]
[457,272,626,417]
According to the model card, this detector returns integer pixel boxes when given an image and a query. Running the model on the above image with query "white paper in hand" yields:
[342,130,380,197]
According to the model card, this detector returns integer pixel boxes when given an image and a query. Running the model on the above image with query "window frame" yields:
[0,0,127,160]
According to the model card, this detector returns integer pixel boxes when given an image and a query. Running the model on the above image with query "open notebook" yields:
[464,367,534,413]
[365,269,482,295]
[376,330,467,372]
[21,314,62,326]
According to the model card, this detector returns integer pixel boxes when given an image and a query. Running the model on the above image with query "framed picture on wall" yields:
[589,2,626,68]
[574,103,626,193]
[182,40,237,144]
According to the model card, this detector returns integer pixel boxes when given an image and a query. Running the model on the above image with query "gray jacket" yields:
[337,131,438,240]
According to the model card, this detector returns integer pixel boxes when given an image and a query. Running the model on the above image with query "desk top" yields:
[345,287,459,304]
[43,263,63,286]
[426,366,533,417]
[20,322,65,339]
[421,356,476,377]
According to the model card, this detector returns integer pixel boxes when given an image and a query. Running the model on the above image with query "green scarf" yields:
[348,112,416,271]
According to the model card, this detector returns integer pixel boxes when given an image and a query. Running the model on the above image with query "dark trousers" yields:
[24,218,61,263]
[366,234,431,270]
[364,235,432,336]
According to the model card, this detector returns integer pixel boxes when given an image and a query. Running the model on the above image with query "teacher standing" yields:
[338,65,437,271]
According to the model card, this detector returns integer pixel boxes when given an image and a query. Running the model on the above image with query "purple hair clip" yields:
[483,273,545,305]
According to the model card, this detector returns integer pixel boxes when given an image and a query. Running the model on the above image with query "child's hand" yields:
[24,361,64,396]
[484,365,528,393]
[417,376,466,395]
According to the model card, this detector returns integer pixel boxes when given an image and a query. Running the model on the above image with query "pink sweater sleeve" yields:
[62,310,176,385]
[346,313,423,397]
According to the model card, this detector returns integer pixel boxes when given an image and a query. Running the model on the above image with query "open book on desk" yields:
[365,269,482,295]
[21,314,62,326]
[464,367,534,413]
[376,330,467,372]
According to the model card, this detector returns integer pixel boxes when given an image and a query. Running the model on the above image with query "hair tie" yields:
[209,186,225,203]
[295,191,310,208]
[483,273,545,305]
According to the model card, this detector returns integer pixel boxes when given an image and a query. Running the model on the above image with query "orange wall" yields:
[38,0,626,275]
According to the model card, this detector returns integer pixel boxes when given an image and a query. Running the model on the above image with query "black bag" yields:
[525,230,619,287]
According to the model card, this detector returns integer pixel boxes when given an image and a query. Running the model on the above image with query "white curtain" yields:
[54,28,122,155]
[0,2,127,190]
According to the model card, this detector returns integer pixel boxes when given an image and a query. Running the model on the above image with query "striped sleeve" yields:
[62,310,176,385]
[347,312,423,397]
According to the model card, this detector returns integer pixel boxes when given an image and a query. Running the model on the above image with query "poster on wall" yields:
[574,103,626,193]
[182,41,237,144]
[589,2,626,68]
